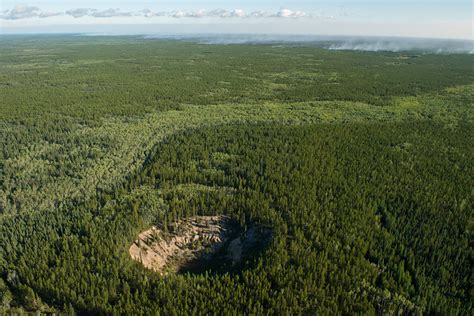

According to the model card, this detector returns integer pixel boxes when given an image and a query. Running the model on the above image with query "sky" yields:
[0,1,473,39]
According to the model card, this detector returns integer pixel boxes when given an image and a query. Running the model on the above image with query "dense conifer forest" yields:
[0,35,472,314]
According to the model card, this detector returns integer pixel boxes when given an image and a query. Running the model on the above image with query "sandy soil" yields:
[130,215,271,275]
[129,216,231,274]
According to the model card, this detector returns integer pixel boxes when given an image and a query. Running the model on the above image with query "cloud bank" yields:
[1,4,470,40]
[0,5,325,20]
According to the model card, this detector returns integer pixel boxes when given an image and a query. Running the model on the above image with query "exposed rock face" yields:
[129,215,271,275]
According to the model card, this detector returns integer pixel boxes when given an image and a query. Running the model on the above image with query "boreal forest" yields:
[0,35,472,315]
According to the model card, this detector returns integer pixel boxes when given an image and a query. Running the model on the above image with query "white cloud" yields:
[208,9,231,18]
[172,10,185,18]
[248,11,269,18]
[231,9,246,18]
[39,11,62,18]
[139,9,153,18]
[66,8,97,18]
[190,9,206,18]
[91,8,132,18]
[0,5,316,20]
[154,12,168,17]
[1,4,39,20]
[277,9,307,18]
[170,9,245,19]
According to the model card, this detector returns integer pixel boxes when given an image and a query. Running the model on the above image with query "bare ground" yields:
[130,215,271,275]
[129,216,232,274]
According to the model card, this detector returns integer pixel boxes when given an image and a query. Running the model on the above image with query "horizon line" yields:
[0,31,473,42]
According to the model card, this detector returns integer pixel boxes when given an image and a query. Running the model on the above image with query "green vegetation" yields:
[0,35,472,314]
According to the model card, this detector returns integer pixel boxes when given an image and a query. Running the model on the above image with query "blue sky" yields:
[1,1,473,39]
